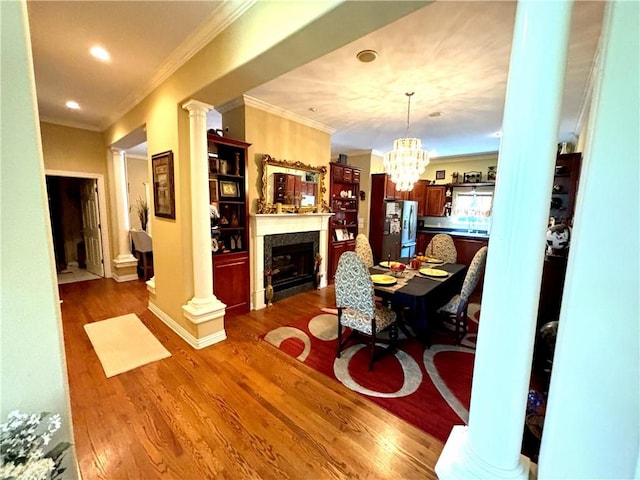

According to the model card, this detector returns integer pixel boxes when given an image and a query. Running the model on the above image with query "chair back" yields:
[131,230,153,253]
[335,251,374,318]
[460,246,488,300]
[354,233,374,268]
[426,233,457,263]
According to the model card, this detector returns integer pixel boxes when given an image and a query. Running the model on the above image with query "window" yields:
[452,188,493,230]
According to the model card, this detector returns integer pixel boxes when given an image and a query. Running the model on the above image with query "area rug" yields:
[262,305,480,442]
[84,313,171,378]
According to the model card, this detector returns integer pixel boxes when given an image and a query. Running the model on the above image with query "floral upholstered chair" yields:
[335,251,397,370]
[354,233,375,268]
[437,246,488,344]
[426,233,457,264]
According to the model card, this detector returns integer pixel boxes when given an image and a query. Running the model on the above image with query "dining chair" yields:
[130,230,153,281]
[436,246,488,344]
[354,233,374,268]
[425,233,457,264]
[335,251,397,370]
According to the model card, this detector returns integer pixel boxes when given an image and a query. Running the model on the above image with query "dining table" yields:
[369,259,467,343]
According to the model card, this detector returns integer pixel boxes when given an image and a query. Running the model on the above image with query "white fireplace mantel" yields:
[250,213,333,310]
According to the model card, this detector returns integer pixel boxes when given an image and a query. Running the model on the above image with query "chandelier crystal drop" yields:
[383,92,430,192]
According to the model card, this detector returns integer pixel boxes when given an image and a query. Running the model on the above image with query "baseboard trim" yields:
[148,301,226,350]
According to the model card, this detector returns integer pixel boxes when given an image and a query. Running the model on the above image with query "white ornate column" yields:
[181,99,227,343]
[110,148,138,282]
[436,1,573,478]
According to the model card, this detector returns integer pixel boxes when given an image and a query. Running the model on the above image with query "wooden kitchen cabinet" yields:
[410,180,428,216]
[425,185,446,216]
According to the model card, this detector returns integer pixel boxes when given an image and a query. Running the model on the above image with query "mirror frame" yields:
[258,154,330,214]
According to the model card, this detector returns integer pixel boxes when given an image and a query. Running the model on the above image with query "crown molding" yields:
[430,151,499,164]
[102,0,257,130]
[216,94,336,134]
[39,116,102,132]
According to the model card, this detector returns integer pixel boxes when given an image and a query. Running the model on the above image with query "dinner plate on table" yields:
[379,261,404,269]
[371,274,397,286]
[421,256,443,264]
[419,268,448,278]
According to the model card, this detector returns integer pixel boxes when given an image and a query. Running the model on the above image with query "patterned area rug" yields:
[262,304,480,442]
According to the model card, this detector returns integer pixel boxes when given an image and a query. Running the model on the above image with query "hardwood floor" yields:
[59,278,443,479]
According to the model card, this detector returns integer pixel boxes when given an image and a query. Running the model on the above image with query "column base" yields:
[436,426,534,480]
[111,255,138,282]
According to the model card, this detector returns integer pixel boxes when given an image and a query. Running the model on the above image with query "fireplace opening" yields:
[271,242,314,292]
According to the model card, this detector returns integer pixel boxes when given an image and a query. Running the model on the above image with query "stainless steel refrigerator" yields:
[381,200,417,261]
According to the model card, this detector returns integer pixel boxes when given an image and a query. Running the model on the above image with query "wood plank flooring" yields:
[59,278,443,479]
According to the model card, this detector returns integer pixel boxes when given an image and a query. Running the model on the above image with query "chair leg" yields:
[336,309,343,359]
[369,329,376,371]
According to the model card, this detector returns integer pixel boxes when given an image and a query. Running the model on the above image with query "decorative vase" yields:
[265,278,274,306]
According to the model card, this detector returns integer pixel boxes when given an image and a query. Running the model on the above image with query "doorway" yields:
[45,173,108,284]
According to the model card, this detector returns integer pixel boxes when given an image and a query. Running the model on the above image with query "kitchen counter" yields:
[418,227,490,240]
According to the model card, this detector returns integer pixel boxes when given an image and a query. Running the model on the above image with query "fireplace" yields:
[250,213,333,310]
[265,231,319,302]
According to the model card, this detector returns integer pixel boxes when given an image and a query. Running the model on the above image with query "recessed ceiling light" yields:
[90,45,110,62]
[356,49,378,63]
[494,130,503,137]
[65,100,80,110]
[308,107,317,113]
[429,111,443,118]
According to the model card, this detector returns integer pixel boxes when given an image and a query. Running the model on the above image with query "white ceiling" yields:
[27,1,604,159]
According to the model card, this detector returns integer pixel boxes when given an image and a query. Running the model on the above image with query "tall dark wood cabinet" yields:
[328,163,361,280]
[550,153,582,225]
[207,131,251,317]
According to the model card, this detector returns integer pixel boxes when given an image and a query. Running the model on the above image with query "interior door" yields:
[81,179,104,276]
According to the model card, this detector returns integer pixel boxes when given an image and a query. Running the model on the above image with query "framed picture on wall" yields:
[435,169,446,180]
[152,150,175,219]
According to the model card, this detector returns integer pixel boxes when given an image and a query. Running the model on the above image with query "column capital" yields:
[182,99,213,114]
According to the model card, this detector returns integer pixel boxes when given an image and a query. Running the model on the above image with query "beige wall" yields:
[126,155,149,231]
[423,151,500,185]
[40,122,107,175]
[40,122,116,263]
[230,104,332,214]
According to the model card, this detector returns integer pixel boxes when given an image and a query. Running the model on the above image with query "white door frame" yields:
[45,169,112,278]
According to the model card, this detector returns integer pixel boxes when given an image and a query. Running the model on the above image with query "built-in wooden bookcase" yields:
[207,131,251,317]
[328,163,361,281]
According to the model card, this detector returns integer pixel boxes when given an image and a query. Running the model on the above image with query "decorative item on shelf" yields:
[552,184,564,193]
[487,166,497,181]
[0,410,71,480]
[230,211,239,227]
[276,202,282,214]
[264,268,280,306]
[383,92,430,192]
[463,171,482,183]
[451,172,460,184]
[546,223,571,256]
[359,190,366,201]
[219,159,229,175]
[234,152,241,175]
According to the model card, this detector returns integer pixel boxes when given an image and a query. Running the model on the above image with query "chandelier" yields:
[383,92,430,191]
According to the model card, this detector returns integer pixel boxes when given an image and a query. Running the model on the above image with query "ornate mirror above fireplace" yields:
[258,154,330,214]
